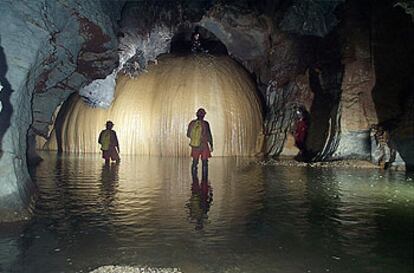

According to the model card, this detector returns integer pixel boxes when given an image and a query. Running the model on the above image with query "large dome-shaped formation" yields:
[46,55,263,156]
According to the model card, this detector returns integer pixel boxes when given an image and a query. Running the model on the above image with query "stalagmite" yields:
[44,55,263,156]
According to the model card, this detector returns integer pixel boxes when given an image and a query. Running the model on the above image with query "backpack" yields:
[100,130,111,150]
[189,120,202,147]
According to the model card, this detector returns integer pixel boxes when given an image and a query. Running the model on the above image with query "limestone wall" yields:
[0,0,122,220]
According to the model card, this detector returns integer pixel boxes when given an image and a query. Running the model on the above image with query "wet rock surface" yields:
[371,0,414,170]
[395,0,414,21]
[199,5,269,61]
[90,266,182,273]
[279,0,345,37]
[0,208,31,224]
[257,157,380,170]
[333,0,377,161]
[0,0,122,218]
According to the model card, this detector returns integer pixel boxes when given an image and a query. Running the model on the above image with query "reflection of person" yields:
[100,163,119,184]
[186,171,213,230]
[187,108,213,175]
[100,163,119,199]
[98,121,120,164]
[99,162,119,220]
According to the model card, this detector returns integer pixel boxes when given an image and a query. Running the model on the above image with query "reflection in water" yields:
[99,163,120,210]
[187,169,213,230]
[1,153,413,273]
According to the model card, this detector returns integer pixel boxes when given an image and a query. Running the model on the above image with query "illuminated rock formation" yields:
[46,55,263,157]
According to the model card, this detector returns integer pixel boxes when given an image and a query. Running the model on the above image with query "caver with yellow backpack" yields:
[186,108,213,177]
[98,121,121,164]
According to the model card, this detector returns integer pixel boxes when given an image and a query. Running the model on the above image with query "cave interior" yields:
[0,0,413,271]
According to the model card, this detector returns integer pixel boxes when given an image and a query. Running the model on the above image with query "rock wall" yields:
[264,0,412,167]
[78,0,182,108]
[371,1,414,170]
[332,0,377,160]
[395,0,414,21]
[304,37,344,162]
[279,0,345,37]
[0,0,122,220]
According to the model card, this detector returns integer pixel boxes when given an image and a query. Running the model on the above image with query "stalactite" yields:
[45,55,264,157]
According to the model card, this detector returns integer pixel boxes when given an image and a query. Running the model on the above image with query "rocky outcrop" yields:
[118,26,173,78]
[332,0,377,160]
[305,56,344,161]
[395,0,414,21]
[199,5,270,62]
[279,0,345,37]
[118,2,178,64]
[0,0,122,220]
[80,1,178,107]
[79,71,117,108]
[270,0,412,167]
[371,0,414,170]
[265,73,313,157]
[90,266,182,273]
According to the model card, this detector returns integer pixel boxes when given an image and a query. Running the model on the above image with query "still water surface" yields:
[0,153,413,273]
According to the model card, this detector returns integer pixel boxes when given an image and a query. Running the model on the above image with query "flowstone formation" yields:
[45,55,263,157]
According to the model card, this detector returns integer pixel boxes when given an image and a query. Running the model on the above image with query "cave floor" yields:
[0,152,413,273]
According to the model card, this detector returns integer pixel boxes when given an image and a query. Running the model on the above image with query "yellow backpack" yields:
[100,130,111,150]
[190,120,202,147]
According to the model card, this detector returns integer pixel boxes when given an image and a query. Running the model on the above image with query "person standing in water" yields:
[98,121,120,164]
[187,108,213,177]
[293,107,309,161]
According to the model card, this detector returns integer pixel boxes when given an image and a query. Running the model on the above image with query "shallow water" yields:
[0,152,413,273]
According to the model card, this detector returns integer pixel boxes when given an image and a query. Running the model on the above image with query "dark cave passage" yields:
[170,26,228,55]
[371,3,414,170]
[305,33,344,162]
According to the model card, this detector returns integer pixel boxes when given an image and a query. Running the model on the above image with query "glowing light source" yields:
[44,55,263,156]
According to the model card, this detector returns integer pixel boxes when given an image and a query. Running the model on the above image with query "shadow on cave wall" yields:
[371,3,414,170]
[0,35,14,160]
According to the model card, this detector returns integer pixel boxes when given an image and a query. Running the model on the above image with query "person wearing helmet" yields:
[98,120,120,164]
[292,107,309,161]
[187,108,213,177]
